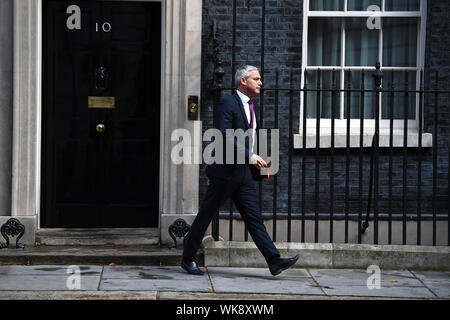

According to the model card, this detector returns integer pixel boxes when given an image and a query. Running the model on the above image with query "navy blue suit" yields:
[183,90,280,264]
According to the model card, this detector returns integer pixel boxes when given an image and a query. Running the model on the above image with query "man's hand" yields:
[250,154,267,169]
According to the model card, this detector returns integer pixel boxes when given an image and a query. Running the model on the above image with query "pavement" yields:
[0,264,449,300]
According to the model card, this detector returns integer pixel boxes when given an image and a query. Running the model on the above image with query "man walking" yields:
[181,65,299,276]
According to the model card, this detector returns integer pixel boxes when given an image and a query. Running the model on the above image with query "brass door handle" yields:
[96,124,105,133]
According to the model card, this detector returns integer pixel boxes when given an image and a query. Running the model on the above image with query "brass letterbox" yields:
[88,96,115,109]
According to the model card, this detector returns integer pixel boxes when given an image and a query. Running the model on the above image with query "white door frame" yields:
[12,0,202,243]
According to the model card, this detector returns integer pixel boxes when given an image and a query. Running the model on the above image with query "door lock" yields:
[96,124,105,133]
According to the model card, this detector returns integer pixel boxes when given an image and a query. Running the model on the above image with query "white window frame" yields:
[296,0,431,148]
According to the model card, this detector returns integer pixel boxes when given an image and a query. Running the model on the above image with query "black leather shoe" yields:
[268,254,299,276]
[181,259,204,275]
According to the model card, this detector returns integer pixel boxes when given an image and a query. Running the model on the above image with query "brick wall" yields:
[200,0,449,223]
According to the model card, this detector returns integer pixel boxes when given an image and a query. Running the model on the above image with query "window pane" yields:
[345,18,379,67]
[385,0,420,11]
[344,71,376,119]
[305,70,341,119]
[382,71,416,120]
[308,18,341,66]
[309,0,343,11]
[383,18,418,67]
[347,0,381,11]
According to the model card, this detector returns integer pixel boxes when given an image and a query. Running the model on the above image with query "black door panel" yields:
[42,1,161,227]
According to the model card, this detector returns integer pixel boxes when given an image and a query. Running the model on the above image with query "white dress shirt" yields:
[236,90,257,153]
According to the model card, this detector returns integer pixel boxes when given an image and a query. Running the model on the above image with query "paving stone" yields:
[411,271,450,299]
[100,266,211,292]
[309,269,435,298]
[0,265,102,276]
[207,267,324,295]
[0,265,102,291]
[320,285,436,298]
[158,291,391,300]
[309,269,422,287]
[102,265,190,279]
[0,291,158,300]
[0,275,100,291]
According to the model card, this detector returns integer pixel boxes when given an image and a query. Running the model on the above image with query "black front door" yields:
[42,1,161,227]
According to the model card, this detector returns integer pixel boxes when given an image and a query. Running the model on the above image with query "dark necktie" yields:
[249,99,254,129]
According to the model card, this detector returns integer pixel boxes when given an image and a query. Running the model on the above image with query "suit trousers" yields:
[183,165,280,264]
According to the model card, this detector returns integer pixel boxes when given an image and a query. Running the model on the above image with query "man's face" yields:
[241,70,262,98]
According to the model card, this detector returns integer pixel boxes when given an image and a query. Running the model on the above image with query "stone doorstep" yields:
[203,241,450,271]
[0,245,204,266]
[35,228,160,246]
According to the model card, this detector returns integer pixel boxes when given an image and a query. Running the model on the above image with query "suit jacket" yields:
[205,90,262,181]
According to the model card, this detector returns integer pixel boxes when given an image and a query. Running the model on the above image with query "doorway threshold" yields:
[36,228,160,246]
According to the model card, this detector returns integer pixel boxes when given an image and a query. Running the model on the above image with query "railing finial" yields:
[372,62,384,88]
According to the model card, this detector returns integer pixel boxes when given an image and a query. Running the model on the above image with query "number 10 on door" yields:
[96,22,111,33]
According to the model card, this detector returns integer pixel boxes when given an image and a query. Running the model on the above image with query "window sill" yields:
[293,129,433,149]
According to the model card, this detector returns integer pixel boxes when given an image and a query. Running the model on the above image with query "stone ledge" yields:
[293,130,433,149]
[203,241,450,271]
